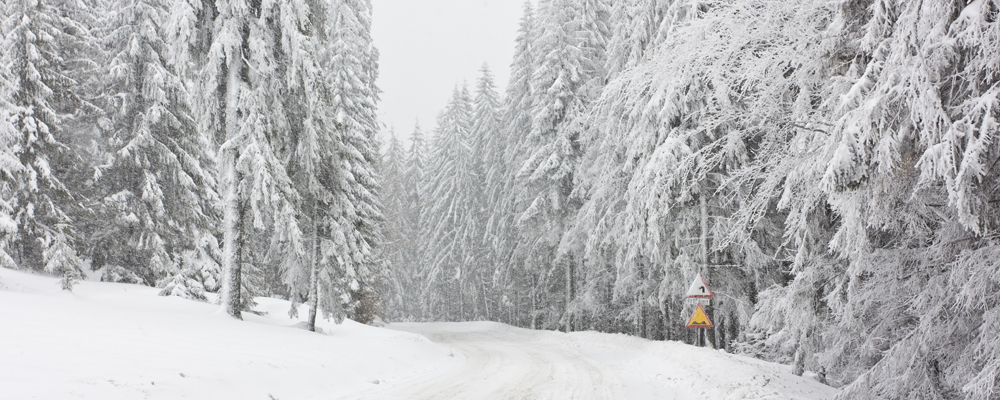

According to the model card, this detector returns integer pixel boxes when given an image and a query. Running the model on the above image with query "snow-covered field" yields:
[0,269,838,399]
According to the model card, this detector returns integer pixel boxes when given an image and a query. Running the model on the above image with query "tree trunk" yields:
[660,298,671,341]
[220,150,244,320]
[792,346,806,376]
[565,258,572,333]
[306,261,319,331]
[306,198,320,332]
[639,293,646,338]
[530,274,537,330]
[218,18,250,321]
[459,278,465,321]
[700,192,715,348]
[482,276,488,320]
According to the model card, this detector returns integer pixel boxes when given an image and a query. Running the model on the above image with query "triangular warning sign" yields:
[685,273,714,298]
[686,303,713,328]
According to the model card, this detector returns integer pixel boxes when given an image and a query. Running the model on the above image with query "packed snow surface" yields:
[0,269,838,399]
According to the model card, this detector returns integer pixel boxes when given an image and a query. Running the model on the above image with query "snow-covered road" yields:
[339,322,838,400]
[341,323,626,399]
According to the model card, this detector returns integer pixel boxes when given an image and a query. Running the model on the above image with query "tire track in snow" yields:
[337,323,626,400]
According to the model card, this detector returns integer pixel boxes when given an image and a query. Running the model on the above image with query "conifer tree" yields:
[515,0,607,331]
[495,1,537,326]
[422,86,477,320]
[379,130,408,316]
[318,0,385,326]
[0,42,23,271]
[281,0,384,328]
[90,0,218,286]
[606,0,658,78]
[200,0,302,318]
[404,122,427,240]
[471,64,503,320]
[1,0,96,284]
[393,122,426,320]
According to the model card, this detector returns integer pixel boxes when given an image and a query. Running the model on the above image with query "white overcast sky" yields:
[371,0,524,142]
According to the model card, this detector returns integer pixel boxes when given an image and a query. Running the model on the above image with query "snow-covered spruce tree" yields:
[494,0,537,327]
[569,0,844,345]
[726,0,865,377]
[513,0,608,331]
[767,0,1000,396]
[0,43,24,271]
[405,122,428,220]
[395,121,427,320]
[198,0,302,318]
[282,0,384,329]
[421,86,478,321]
[270,0,329,328]
[0,0,97,284]
[163,0,215,79]
[0,194,16,271]
[379,130,408,319]
[319,0,385,326]
[471,64,504,322]
[89,0,218,287]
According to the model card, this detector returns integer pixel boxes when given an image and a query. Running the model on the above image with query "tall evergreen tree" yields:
[0,34,24,271]
[393,121,427,320]
[0,0,97,286]
[200,0,302,318]
[495,1,537,327]
[379,130,408,317]
[515,0,608,331]
[318,0,385,326]
[471,64,503,321]
[90,0,218,286]
[421,86,476,320]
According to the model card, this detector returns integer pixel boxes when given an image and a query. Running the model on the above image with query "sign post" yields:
[684,273,714,347]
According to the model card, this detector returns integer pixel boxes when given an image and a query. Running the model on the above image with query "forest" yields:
[3,0,1000,397]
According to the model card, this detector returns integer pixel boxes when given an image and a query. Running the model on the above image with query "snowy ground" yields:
[0,269,838,399]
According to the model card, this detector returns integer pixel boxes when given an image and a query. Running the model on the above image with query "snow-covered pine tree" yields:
[514,0,607,331]
[495,1,537,327]
[577,0,611,98]
[90,0,218,287]
[42,229,84,290]
[405,122,428,205]
[394,121,427,320]
[199,0,303,319]
[326,0,385,326]
[284,0,384,328]
[421,86,477,321]
[471,64,504,321]
[274,0,334,328]
[379,130,408,318]
[773,0,1000,396]
[0,39,24,271]
[566,0,842,345]
[158,233,222,299]
[1,0,97,280]
[163,0,214,79]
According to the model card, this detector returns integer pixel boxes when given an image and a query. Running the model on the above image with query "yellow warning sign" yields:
[686,303,713,328]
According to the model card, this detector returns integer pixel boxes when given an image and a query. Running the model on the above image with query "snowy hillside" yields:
[0,269,450,400]
[0,269,836,399]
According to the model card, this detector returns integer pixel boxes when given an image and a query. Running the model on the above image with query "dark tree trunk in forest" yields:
[221,149,244,320]
[699,191,715,349]
[306,199,320,332]
[565,258,573,333]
